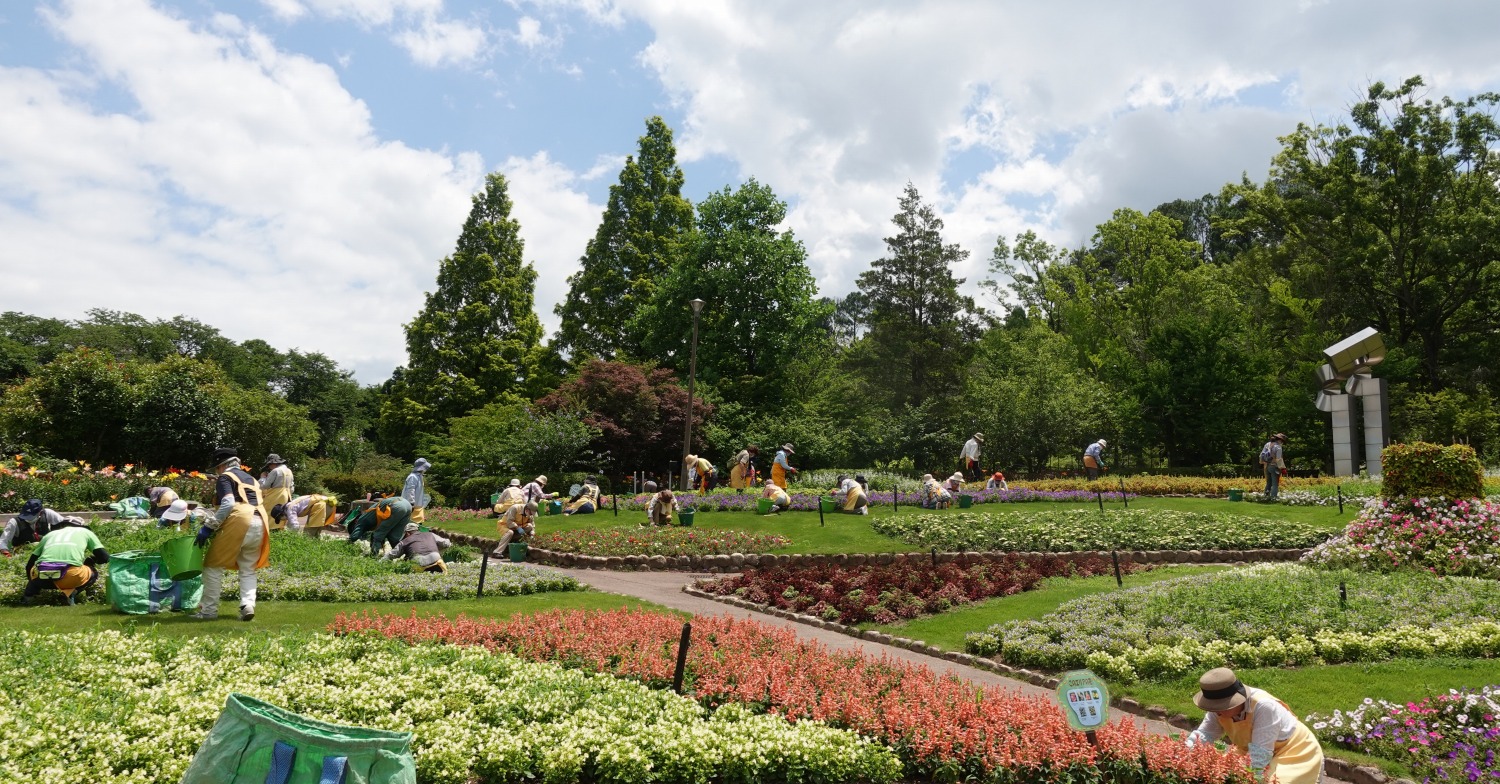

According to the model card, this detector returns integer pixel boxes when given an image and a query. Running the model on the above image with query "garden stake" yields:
[1085,730,1098,746]
[612,492,618,517]
[818,503,824,527]
[1119,477,1128,509]
[931,548,937,567]
[672,622,692,694]
[1111,550,1122,587]
[476,546,493,599]
[1339,580,1347,610]
[1338,484,1344,514]
[1096,490,1104,512]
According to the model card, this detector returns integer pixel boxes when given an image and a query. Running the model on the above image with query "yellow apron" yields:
[844,485,867,511]
[303,495,333,532]
[772,463,790,488]
[565,486,599,513]
[261,478,292,532]
[493,487,524,515]
[410,506,426,524]
[153,488,180,509]
[729,463,746,489]
[205,470,271,571]
[1219,692,1324,784]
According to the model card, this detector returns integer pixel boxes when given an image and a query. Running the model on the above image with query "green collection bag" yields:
[181,693,417,784]
[108,496,152,519]
[105,550,203,615]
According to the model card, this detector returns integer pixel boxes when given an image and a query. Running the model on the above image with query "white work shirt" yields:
[1187,688,1302,776]
[262,464,295,495]
[961,438,981,461]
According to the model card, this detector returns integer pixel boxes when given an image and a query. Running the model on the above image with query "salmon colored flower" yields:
[60,479,70,485]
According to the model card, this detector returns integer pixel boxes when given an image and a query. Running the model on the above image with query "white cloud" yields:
[500,152,604,337]
[1,0,484,381]
[262,0,487,68]
[394,12,489,66]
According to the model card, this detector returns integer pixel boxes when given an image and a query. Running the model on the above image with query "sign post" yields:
[1055,669,1111,745]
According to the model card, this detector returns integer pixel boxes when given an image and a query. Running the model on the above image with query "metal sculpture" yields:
[1314,328,1389,476]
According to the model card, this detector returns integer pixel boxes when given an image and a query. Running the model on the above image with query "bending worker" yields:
[684,454,716,491]
[384,522,452,573]
[22,516,108,605]
[193,447,271,622]
[762,479,791,514]
[838,474,868,515]
[259,454,295,531]
[147,486,180,519]
[358,495,414,557]
[1083,439,1107,480]
[493,479,525,516]
[1186,668,1323,784]
[270,494,337,538]
[404,458,432,524]
[771,443,797,488]
[1,499,61,556]
[646,486,676,526]
[920,474,952,509]
[728,445,759,489]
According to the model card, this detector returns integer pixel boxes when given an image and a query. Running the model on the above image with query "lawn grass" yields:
[861,565,1230,649]
[0,590,673,638]
[434,495,1358,554]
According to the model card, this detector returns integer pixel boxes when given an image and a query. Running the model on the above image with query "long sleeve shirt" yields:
[1261,442,1285,468]
[387,531,451,566]
[774,451,793,471]
[403,472,426,508]
[1,508,64,551]
[521,482,551,504]
[961,438,981,461]
[1084,443,1105,463]
[1187,688,1301,777]
[261,465,295,495]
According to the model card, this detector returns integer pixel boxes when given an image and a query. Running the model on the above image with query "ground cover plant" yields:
[530,526,791,557]
[696,555,1153,625]
[0,521,581,605]
[1306,686,1500,784]
[873,508,1338,552]
[1303,497,1500,578]
[1013,476,1342,497]
[333,607,1257,784]
[0,629,900,784]
[965,563,1500,682]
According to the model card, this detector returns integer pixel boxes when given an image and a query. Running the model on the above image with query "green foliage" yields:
[633,178,832,410]
[423,397,597,496]
[872,508,1335,552]
[1380,442,1484,500]
[316,452,409,500]
[124,356,231,468]
[220,385,319,470]
[555,116,695,360]
[0,347,135,463]
[383,172,549,454]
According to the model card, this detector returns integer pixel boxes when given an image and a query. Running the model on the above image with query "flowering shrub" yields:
[0,630,900,783]
[530,527,791,556]
[1382,442,1485,501]
[965,564,1500,682]
[1307,687,1500,784]
[1303,498,1500,578]
[0,454,213,512]
[0,522,580,604]
[697,555,1152,625]
[873,509,1336,552]
[333,608,1256,784]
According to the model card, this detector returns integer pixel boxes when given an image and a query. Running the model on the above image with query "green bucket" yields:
[679,510,696,526]
[507,542,528,562]
[548,500,564,515]
[1228,488,1244,502]
[160,535,205,581]
[958,495,973,509]
[757,498,774,515]
[819,496,838,513]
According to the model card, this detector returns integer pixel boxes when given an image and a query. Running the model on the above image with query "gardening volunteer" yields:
[728,445,759,489]
[404,458,432,524]
[193,447,271,622]
[1185,667,1324,784]
[258,454,295,531]
[270,494,337,538]
[22,515,108,604]
[771,443,798,488]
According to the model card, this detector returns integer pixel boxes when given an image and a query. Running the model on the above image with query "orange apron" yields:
[205,470,271,570]
[1219,691,1324,784]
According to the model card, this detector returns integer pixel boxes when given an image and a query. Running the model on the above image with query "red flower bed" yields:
[331,608,1252,784]
[698,555,1152,625]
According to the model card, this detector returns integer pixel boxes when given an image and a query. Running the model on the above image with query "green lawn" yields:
[434,495,1358,554]
[0,590,673,638]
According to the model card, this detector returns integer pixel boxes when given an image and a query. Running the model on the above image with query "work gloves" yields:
[194,525,213,548]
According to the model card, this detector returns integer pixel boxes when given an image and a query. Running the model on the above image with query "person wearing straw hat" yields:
[258,454,295,531]
[384,521,452,573]
[1083,439,1108,480]
[520,475,557,507]
[684,454,717,492]
[193,447,270,622]
[920,474,952,509]
[1186,667,1323,784]
[961,433,984,481]
[771,444,798,489]
[492,478,525,516]
[1259,433,1288,501]
[158,499,206,532]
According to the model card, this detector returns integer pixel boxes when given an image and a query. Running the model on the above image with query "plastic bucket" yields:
[819,496,837,513]
[507,542,528,562]
[548,500,563,515]
[679,510,696,526]
[757,498,774,515]
[1228,488,1244,502]
[418,525,430,532]
[958,495,973,509]
[160,535,205,581]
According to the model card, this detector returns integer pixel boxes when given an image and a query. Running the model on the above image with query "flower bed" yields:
[696,555,1152,625]
[531,527,791,557]
[965,564,1500,682]
[873,509,1336,552]
[332,608,1255,784]
[0,454,213,512]
[1303,498,1500,578]
[608,487,1136,511]
[1013,476,1340,496]
[0,629,899,783]
[0,522,580,604]
[1307,687,1500,784]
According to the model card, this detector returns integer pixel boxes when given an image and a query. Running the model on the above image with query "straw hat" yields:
[1193,668,1248,712]
[162,499,191,522]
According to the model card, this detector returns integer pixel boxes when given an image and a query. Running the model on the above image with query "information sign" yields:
[1055,669,1110,732]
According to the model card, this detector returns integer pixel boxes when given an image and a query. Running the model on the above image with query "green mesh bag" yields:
[181,693,416,784]
[104,550,202,615]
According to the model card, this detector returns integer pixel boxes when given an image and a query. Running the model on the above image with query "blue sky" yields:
[3,0,1499,382]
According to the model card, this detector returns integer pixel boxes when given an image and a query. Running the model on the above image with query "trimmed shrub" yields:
[1381,442,1483,501]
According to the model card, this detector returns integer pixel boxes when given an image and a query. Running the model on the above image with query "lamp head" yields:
[690,298,705,314]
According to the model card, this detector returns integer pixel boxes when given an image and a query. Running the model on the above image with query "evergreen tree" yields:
[379,172,545,455]
[850,183,979,410]
[554,116,694,360]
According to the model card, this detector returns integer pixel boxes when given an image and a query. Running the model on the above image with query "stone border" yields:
[435,528,1309,573]
[682,584,1414,784]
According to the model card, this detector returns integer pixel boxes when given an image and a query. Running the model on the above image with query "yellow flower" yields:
[165,472,180,480]
[67,466,79,473]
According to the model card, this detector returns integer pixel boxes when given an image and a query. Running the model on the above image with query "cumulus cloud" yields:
[263,0,487,68]
[499,152,604,337]
[0,0,484,381]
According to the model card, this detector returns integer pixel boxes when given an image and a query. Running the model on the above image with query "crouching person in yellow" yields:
[839,475,869,515]
[493,479,525,516]
[271,494,336,538]
[1186,668,1324,784]
[762,480,791,513]
[496,502,537,549]
[23,517,108,605]
[193,447,270,622]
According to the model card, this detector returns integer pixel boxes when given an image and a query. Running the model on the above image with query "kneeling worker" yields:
[646,487,676,526]
[384,522,452,573]
[762,479,791,513]
[839,475,869,515]
[1186,668,1324,784]
[23,516,108,605]
[563,476,601,515]
[496,501,538,549]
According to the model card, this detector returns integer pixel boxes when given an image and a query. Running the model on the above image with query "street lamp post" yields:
[681,298,705,491]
